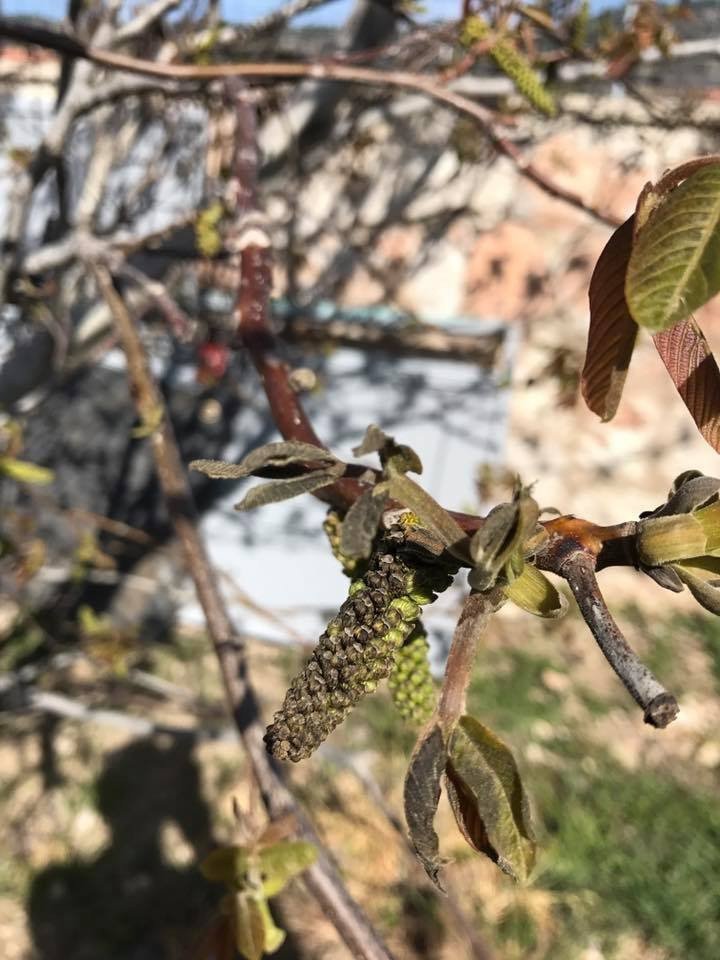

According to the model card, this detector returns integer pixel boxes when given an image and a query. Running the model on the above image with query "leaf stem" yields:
[437,590,504,734]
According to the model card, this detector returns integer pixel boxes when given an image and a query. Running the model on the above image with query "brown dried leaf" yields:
[581,215,638,422]
[403,724,447,890]
[653,316,720,452]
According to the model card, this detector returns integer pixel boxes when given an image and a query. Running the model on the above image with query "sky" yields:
[3,0,627,28]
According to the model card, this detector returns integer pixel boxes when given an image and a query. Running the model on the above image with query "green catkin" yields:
[461,16,556,118]
[264,526,455,762]
[322,510,367,578]
[388,623,436,725]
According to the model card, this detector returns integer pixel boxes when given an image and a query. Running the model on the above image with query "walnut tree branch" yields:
[555,549,679,728]
[0,16,621,227]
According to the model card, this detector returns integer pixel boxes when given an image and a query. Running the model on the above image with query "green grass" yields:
[467,648,566,735]
[533,756,720,959]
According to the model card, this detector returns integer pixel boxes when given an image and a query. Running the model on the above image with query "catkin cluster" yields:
[388,623,436,725]
[264,527,453,761]
[461,16,556,117]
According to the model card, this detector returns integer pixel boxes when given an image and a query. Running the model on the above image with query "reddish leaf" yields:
[444,764,494,860]
[653,316,720,452]
[581,216,638,421]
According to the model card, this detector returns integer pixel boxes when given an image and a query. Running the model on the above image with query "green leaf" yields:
[581,215,638,421]
[234,465,345,510]
[339,489,389,560]
[447,715,536,882]
[191,442,338,480]
[503,564,568,618]
[0,457,54,485]
[403,724,447,890]
[258,841,317,897]
[230,893,266,960]
[201,846,250,889]
[626,163,720,332]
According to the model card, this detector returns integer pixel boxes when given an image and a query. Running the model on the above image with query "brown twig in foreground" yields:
[93,264,396,960]
[0,17,621,227]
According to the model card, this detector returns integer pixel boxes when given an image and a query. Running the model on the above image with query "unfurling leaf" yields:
[258,841,317,897]
[353,423,392,457]
[581,215,637,421]
[643,564,684,593]
[447,715,535,882]
[353,423,423,475]
[636,513,706,566]
[504,564,568,618]
[191,441,338,480]
[339,489,389,559]
[385,472,467,555]
[234,466,345,510]
[0,457,54,485]
[228,893,266,960]
[253,897,285,954]
[652,315,720,453]
[403,724,447,889]
[201,846,250,889]
[468,490,540,591]
[655,472,720,517]
[625,163,720,332]
[673,556,720,614]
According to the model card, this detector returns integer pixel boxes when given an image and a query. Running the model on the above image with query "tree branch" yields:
[281,311,505,366]
[0,17,621,227]
[93,263,396,960]
[557,550,679,728]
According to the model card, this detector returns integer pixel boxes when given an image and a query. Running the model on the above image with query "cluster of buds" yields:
[388,623,436,725]
[321,510,367,578]
[264,527,454,762]
[636,471,720,613]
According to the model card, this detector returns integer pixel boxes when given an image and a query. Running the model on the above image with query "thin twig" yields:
[236,0,339,41]
[437,589,504,734]
[282,312,504,366]
[112,0,181,45]
[93,263,396,960]
[559,550,679,728]
[0,17,620,227]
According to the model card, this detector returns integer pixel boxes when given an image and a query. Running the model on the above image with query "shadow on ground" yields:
[28,736,237,960]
